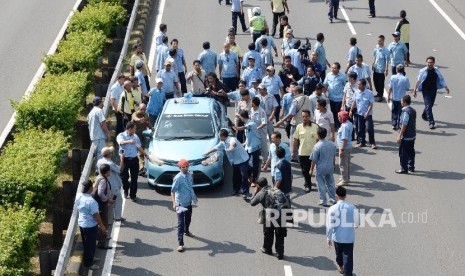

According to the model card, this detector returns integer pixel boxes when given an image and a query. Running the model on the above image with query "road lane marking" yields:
[429,0,465,41]
[101,197,127,275]
[284,265,293,276]
[340,6,357,35]
[148,0,167,71]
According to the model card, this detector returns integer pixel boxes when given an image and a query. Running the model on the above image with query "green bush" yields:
[88,0,123,5]
[43,30,106,74]
[12,72,90,135]
[68,2,126,37]
[0,128,69,208]
[0,195,45,275]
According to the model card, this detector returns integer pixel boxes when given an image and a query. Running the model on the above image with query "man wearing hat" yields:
[242,56,262,88]
[110,74,126,135]
[388,64,410,130]
[242,43,262,70]
[88,96,111,160]
[388,31,408,75]
[156,59,180,99]
[147,78,166,126]
[171,159,198,252]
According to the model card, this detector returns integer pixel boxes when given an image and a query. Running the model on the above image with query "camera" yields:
[298,38,311,59]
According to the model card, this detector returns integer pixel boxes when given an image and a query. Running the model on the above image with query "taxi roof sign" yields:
[175,97,199,104]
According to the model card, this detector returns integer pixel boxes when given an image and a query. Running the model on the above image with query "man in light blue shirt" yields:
[218,43,240,91]
[240,110,261,182]
[241,56,262,88]
[349,79,376,148]
[155,24,167,47]
[242,43,262,69]
[314,33,331,80]
[117,122,147,201]
[230,0,248,34]
[147,78,166,126]
[310,127,336,206]
[388,64,410,130]
[156,61,180,99]
[324,62,347,129]
[347,55,372,90]
[326,186,358,276]
[171,159,198,252]
[388,31,408,75]
[345,37,361,74]
[88,97,111,161]
[156,36,169,72]
[205,129,250,197]
[261,66,284,96]
[262,131,291,178]
[372,35,390,99]
[255,30,278,55]
[198,41,217,75]
[336,111,353,186]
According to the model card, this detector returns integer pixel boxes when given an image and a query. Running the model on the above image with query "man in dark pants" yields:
[273,147,292,200]
[171,159,198,252]
[368,0,376,17]
[372,35,390,101]
[413,56,450,130]
[250,177,287,260]
[396,95,416,174]
[327,186,358,276]
[270,0,289,37]
[349,79,377,149]
[327,0,340,23]
[117,122,147,202]
[231,0,248,34]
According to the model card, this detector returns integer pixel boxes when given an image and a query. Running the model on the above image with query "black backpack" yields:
[266,187,291,211]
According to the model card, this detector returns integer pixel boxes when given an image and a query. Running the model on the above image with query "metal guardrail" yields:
[54,0,140,275]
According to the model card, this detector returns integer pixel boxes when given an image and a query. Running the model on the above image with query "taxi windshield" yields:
[155,113,215,140]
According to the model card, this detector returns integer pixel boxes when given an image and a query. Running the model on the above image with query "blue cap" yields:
[251,78,259,83]
[93,96,102,106]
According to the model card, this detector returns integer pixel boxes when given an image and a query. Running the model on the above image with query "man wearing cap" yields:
[281,29,296,59]
[171,159,198,252]
[88,96,111,160]
[218,43,240,91]
[388,31,408,75]
[135,60,148,99]
[261,66,284,122]
[242,56,262,88]
[186,60,207,95]
[147,78,166,126]
[388,64,410,130]
[156,59,180,99]
[372,35,390,101]
[256,83,279,139]
[413,56,450,129]
[117,122,147,202]
[242,43,262,70]
[118,81,137,129]
[96,147,125,223]
[110,74,126,134]
[205,129,250,196]
[336,111,353,186]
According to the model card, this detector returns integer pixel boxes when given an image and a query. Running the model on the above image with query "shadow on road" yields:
[122,220,176,234]
[187,235,256,256]
[411,170,465,181]
[284,255,337,270]
[110,265,161,276]
[115,238,173,257]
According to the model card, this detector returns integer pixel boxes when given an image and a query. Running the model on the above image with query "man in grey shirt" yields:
[88,96,110,160]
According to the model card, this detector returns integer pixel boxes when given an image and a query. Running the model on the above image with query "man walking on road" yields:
[388,64,410,130]
[270,0,289,38]
[88,96,111,161]
[372,35,390,101]
[396,95,416,174]
[310,127,337,206]
[336,111,353,186]
[171,159,197,252]
[413,56,450,130]
[230,0,248,35]
[350,79,377,149]
[388,32,408,76]
[198,42,217,75]
[327,186,358,276]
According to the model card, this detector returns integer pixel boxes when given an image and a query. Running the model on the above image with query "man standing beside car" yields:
[205,129,250,197]
[117,122,148,202]
[171,159,198,253]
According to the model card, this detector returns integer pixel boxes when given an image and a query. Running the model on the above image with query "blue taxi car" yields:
[144,97,229,188]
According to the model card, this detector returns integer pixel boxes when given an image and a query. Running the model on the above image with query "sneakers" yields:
[185,231,195,238]
[304,186,311,193]
[131,197,138,202]
[429,124,436,129]
[336,181,348,187]
[260,247,272,255]
[177,245,184,252]
[115,217,126,222]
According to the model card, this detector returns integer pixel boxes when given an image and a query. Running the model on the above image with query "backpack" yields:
[266,187,291,211]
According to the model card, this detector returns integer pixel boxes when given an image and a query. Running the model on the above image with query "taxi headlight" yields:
[201,152,220,166]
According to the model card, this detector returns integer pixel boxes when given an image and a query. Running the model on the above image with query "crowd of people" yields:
[78,1,452,274]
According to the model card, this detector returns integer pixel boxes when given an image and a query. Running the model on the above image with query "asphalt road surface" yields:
[97,0,465,275]
[0,0,76,135]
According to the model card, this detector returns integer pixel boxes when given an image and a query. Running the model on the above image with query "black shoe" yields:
[304,186,311,193]
[124,192,128,199]
[260,247,272,255]
[395,170,408,174]
[408,168,415,172]
[421,114,427,121]
[98,245,112,250]
[376,97,383,102]
[429,124,436,129]
[225,1,231,5]
[231,190,239,196]
[277,255,284,260]
[131,197,137,202]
